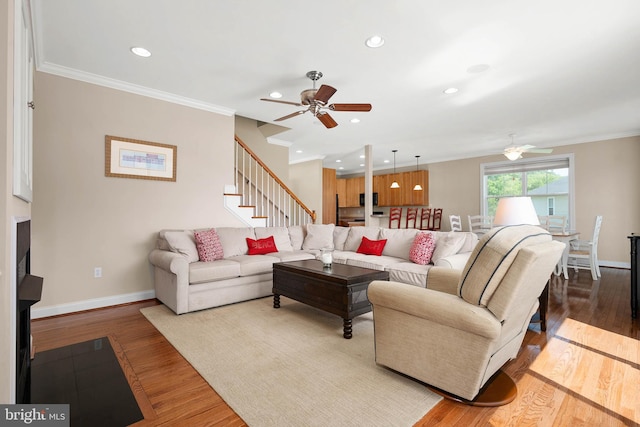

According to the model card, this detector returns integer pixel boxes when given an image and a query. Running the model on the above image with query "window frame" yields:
[480,153,575,227]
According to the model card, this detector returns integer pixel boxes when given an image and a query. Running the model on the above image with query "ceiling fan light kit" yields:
[260,71,372,129]
[503,134,553,160]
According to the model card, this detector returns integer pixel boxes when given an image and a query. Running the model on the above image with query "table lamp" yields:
[493,196,540,226]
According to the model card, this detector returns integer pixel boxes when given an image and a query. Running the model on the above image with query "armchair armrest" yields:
[425,267,461,295]
[368,280,501,340]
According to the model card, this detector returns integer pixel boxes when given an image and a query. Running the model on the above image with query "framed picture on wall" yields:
[105,135,177,182]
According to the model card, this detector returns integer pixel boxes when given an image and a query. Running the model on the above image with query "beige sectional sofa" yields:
[148,224,479,314]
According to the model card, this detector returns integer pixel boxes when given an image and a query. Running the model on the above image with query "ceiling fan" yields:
[260,71,372,129]
[503,134,553,160]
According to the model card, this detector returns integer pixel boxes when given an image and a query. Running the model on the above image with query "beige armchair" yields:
[368,225,564,404]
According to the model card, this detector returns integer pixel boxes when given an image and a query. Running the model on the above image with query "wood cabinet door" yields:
[322,168,337,224]
[336,178,347,207]
[406,170,429,206]
[345,177,364,207]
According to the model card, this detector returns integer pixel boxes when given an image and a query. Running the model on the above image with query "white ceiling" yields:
[31,0,640,174]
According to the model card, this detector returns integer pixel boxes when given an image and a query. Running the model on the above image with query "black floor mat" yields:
[31,337,143,427]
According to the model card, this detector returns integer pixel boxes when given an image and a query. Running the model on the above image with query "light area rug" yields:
[141,296,442,427]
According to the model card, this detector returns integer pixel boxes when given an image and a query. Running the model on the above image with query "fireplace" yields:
[15,219,43,404]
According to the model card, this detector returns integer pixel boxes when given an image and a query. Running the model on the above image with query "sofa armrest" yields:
[148,249,190,314]
[425,267,460,295]
[368,280,500,339]
[434,252,471,269]
[149,249,190,275]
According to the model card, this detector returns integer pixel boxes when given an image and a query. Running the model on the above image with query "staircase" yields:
[224,136,316,227]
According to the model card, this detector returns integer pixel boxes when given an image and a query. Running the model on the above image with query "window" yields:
[481,154,574,227]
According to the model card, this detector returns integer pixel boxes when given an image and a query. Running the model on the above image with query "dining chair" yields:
[546,215,567,233]
[405,207,419,229]
[419,208,432,230]
[429,208,443,231]
[468,215,493,236]
[449,215,462,232]
[568,215,603,280]
[389,207,402,229]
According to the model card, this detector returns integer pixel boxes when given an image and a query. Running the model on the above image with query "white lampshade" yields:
[493,197,540,226]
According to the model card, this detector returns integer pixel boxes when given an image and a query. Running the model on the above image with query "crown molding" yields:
[37,61,236,116]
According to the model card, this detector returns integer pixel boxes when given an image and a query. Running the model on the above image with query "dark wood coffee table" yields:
[272,259,389,339]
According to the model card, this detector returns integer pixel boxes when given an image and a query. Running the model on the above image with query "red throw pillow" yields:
[409,232,436,265]
[194,228,224,262]
[356,236,387,256]
[246,236,278,255]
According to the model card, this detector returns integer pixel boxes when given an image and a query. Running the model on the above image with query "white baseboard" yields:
[31,290,156,320]
[598,260,630,269]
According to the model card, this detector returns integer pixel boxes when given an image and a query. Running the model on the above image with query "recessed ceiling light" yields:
[359,155,365,159]
[270,91,282,99]
[365,35,385,48]
[467,64,490,73]
[383,159,390,163]
[296,150,303,153]
[130,46,151,57]
[360,164,365,167]
[338,167,344,170]
[444,87,459,94]
[350,118,360,124]
[336,159,342,163]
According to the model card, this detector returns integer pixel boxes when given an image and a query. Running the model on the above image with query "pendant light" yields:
[413,155,423,191]
[390,150,400,188]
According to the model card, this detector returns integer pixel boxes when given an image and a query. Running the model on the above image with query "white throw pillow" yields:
[380,228,420,259]
[431,232,467,263]
[343,227,381,252]
[164,230,199,263]
[302,224,335,250]
[215,227,256,257]
[333,226,350,251]
[288,225,306,250]
[255,227,294,252]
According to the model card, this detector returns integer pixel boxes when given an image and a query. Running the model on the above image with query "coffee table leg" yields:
[273,293,280,309]
[343,318,353,339]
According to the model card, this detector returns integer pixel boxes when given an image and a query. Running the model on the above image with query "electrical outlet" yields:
[94,267,102,278]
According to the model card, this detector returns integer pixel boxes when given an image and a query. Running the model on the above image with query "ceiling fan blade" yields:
[274,110,306,121]
[314,85,337,104]
[329,103,372,112]
[260,98,303,107]
[317,112,338,128]
[526,148,553,154]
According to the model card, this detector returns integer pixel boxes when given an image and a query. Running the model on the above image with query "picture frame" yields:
[105,135,177,182]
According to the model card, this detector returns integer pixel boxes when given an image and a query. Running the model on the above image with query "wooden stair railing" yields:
[233,136,316,226]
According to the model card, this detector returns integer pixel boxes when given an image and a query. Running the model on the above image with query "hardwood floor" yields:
[31,267,639,426]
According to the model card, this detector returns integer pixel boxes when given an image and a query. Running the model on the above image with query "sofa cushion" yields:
[288,225,306,250]
[344,226,380,252]
[189,259,241,284]
[409,232,436,265]
[385,262,431,287]
[194,228,224,262]
[164,230,199,263]
[345,253,404,271]
[458,225,552,306]
[228,254,277,276]
[264,251,316,262]
[380,228,420,259]
[333,226,350,251]
[431,232,466,264]
[356,236,387,256]
[246,236,278,255]
[255,227,293,252]
[302,223,335,250]
[215,227,255,257]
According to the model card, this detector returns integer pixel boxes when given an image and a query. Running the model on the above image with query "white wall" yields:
[31,72,241,315]
[428,136,640,265]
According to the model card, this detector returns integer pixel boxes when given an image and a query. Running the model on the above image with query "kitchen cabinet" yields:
[336,178,347,207]
[322,168,337,224]
[339,170,428,207]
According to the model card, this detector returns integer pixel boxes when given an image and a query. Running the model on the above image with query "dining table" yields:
[551,231,580,279]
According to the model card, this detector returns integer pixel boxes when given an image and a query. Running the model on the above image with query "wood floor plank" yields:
[31,267,639,426]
